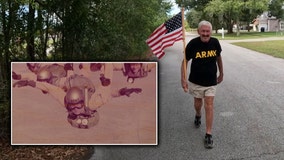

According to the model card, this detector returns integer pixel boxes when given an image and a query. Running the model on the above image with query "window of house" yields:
[280,22,284,30]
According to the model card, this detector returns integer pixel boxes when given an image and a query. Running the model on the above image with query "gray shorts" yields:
[188,82,217,98]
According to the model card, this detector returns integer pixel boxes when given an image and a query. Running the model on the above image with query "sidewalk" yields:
[185,32,284,43]
[220,36,284,43]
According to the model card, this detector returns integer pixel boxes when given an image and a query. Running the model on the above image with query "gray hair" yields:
[198,20,212,31]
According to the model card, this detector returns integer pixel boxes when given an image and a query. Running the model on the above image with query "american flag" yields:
[146,12,183,59]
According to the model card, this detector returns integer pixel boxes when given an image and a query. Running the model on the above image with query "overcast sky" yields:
[170,0,180,15]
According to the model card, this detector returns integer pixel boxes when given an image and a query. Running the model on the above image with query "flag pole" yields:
[181,7,187,81]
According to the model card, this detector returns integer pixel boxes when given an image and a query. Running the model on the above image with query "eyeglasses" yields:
[66,103,84,111]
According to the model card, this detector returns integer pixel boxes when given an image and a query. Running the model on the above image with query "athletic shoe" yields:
[194,115,201,128]
[204,133,213,149]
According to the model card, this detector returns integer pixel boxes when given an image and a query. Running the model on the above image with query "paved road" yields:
[91,35,284,160]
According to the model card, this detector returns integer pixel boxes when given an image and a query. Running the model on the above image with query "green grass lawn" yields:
[212,31,284,40]
[231,40,284,59]
[210,31,284,59]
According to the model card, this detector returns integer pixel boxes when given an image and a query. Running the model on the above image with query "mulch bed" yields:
[0,138,94,160]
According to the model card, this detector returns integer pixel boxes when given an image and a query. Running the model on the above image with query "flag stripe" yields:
[146,12,183,59]
[148,28,182,54]
[149,28,182,48]
[147,27,182,48]
[146,24,166,43]
[146,29,167,46]
[151,30,182,53]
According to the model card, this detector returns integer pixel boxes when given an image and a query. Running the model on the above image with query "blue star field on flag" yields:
[165,12,182,33]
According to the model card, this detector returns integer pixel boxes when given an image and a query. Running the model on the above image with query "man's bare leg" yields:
[204,96,214,134]
[194,97,203,117]
[194,97,202,128]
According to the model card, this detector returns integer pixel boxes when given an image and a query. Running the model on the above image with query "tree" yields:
[0,0,172,81]
[239,0,270,32]
[269,0,284,19]
[177,0,269,34]
[26,2,36,60]
[1,0,172,139]
[176,0,211,11]
[186,9,202,29]
[204,0,269,34]
[0,0,20,81]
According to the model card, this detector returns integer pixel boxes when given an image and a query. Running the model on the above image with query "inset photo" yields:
[11,62,157,145]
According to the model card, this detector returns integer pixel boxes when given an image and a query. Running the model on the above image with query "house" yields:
[253,11,284,32]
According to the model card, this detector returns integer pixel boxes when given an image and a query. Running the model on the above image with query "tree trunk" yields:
[226,21,233,34]
[224,14,233,34]
[236,18,240,36]
[1,0,12,82]
[37,8,47,60]
[27,3,35,61]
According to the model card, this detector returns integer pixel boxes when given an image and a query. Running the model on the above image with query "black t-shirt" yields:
[186,37,222,86]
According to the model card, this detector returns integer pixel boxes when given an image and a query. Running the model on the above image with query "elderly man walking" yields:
[181,20,224,149]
